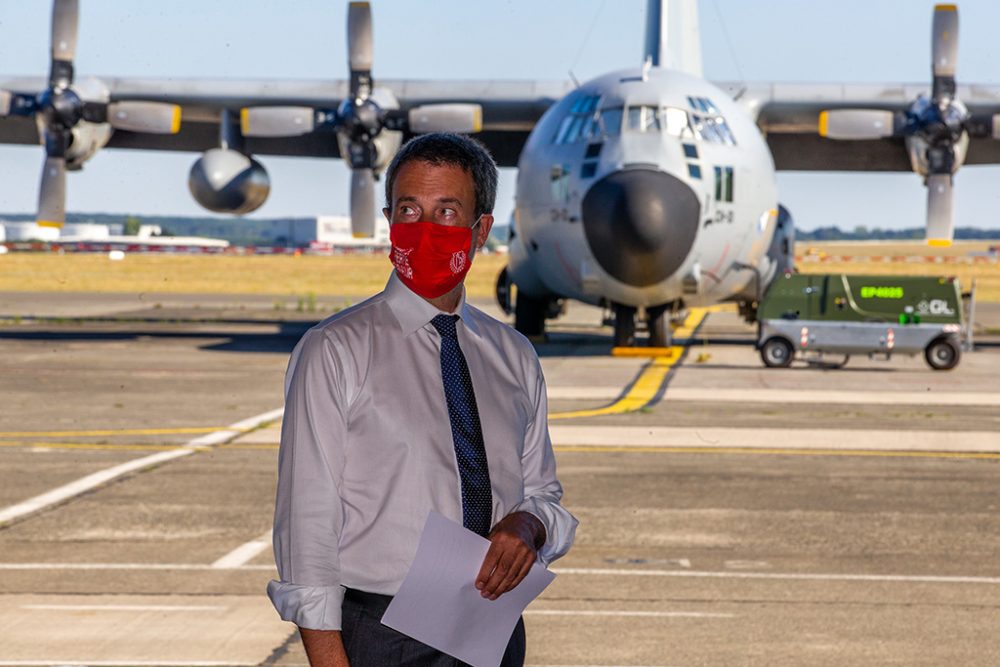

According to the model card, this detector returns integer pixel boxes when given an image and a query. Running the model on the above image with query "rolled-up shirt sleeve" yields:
[513,357,578,565]
[268,328,350,630]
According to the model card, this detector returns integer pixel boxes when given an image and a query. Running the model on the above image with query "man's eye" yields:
[399,206,418,217]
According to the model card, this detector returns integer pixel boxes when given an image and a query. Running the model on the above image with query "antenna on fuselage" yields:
[643,0,703,76]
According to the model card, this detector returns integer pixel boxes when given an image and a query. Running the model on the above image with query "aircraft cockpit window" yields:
[684,96,736,145]
[599,108,622,137]
[627,105,662,133]
[663,108,691,137]
[552,95,617,145]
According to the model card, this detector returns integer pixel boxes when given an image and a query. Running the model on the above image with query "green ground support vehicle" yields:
[756,273,965,370]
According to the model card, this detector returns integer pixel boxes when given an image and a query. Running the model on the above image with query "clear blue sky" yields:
[2,0,1000,231]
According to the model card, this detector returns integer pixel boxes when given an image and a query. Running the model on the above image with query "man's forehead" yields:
[392,160,474,200]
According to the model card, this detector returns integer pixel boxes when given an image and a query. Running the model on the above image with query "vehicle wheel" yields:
[925,337,961,370]
[761,337,794,368]
[613,303,637,347]
[514,291,547,340]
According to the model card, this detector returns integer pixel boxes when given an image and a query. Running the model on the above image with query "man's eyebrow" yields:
[394,196,464,207]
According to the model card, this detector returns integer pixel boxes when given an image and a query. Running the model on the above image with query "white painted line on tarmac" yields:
[526,609,733,619]
[549,425,1000,453]
[548,386,1000,407]
[22,604,227,612]
[0,665,266,667]
[211,531,272,569]
[0,562,274,571]
[527,664,675,667]
[3,562,998,586]
[661,387,1000,407]
[555,567,1000,585]
[0,408,284,526]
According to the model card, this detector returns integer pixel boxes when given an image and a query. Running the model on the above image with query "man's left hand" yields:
[475,511,546,600]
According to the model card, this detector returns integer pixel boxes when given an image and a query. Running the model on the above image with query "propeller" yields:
[238,1,482,238]
[815,4,985,246]
[0,0,181,228]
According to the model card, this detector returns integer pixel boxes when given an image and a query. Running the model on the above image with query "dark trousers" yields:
[341,588,526,667]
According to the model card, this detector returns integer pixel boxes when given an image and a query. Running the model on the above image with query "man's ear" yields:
[476,214,494,250]
[382,207,392,222]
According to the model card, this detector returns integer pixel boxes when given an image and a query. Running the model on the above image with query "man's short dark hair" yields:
[384,133,498,219]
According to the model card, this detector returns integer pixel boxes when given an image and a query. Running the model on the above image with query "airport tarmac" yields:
[1,291,999,666]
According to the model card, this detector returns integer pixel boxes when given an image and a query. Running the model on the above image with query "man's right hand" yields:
[299,628,350,667]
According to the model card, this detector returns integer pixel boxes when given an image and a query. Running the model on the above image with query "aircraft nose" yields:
[581,168,701,287]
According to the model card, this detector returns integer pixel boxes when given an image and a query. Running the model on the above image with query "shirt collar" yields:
[384,271,481,338]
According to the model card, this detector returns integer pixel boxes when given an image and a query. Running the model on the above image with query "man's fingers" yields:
[482,555,514,597]
[476,542,502,589]
[493,555,528,597]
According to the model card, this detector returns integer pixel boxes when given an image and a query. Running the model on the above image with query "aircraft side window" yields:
[553,94,604,144]
[715,119,737,145]
[553,115,576,144]
[566,115,587,143]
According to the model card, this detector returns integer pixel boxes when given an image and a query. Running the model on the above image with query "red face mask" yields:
[389,219,480,299]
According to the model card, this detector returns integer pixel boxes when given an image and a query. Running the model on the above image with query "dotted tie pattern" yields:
[430,314,493,537]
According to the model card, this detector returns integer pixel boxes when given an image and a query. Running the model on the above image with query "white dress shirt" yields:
[267,272,578,631]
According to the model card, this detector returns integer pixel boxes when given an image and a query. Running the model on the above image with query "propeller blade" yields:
[240,106,315,137]
[931,4,958,78]
[49,0,79,87]
[926,173,954,247]
[350,168,376,238]
[37,155,67,229]
[931,4,958,103]
[106,102,182,134]
[408,104,483,134]
[818,110,896,140]
[347,2,374,76]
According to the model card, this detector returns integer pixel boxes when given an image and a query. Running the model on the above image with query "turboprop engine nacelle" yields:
[188,148,270,215]
[64,121,113,170]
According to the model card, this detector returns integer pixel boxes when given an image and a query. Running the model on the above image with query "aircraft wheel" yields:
[761,337,794,368]
[613,304,637,347]
[514,292,547,340]
[646,304,671,348]
[925,337,961,370]
[494,266,512,316]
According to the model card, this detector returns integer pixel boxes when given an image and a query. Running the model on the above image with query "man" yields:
[268,133,578,666]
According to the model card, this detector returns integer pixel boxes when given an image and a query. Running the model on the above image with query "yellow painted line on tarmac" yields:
[553,445,1000,460]
[548,308,708,421]
[0,427,244,438]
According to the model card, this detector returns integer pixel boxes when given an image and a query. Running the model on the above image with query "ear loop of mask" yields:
[469,214,484,258]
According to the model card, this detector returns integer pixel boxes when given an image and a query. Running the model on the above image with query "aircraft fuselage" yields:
[509,66,779,315]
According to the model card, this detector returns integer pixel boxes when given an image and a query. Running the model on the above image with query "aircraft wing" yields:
[726,82,1000,171]
[0,76,572,167]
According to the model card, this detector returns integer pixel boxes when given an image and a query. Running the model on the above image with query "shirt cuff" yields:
[513,498,578,566]
[267,580,345,631]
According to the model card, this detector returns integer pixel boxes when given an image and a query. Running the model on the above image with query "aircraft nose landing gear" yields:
[612,303,637,347]
[611,302,674,348]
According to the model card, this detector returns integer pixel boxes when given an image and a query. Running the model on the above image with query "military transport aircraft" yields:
[2,0,999,345]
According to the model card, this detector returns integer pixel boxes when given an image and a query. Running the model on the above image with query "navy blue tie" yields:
[430,314,493,537]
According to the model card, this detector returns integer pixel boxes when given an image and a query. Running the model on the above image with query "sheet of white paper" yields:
[381,511,556,667]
